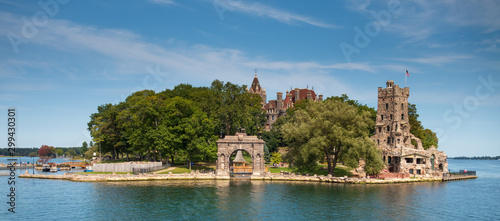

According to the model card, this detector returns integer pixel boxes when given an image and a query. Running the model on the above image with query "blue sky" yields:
[1,0,499,157]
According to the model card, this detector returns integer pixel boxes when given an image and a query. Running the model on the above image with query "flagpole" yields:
[404,67,407,87]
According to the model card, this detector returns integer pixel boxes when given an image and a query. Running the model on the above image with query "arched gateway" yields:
[216,133,265,177]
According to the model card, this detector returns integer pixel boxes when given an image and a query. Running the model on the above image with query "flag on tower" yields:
[405,69,410,77]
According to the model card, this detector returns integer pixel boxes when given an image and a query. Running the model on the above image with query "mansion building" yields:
[248,74,323,130]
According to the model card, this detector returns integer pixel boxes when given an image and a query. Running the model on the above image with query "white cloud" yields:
[381,1,500,44]
[0,12,365,96]
[392,55,471,66]
[212,0,336,28]
[149,0,175,6]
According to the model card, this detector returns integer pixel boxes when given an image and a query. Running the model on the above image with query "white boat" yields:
[42,164,51,172]
[50,167,58,172]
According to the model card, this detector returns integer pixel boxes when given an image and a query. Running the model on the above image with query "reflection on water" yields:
[1,159,499,220]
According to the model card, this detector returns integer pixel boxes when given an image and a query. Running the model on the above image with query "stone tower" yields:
[372,80,413,152]
[371,80,447,176]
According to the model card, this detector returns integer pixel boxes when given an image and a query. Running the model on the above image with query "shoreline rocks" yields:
[18,172,477,184]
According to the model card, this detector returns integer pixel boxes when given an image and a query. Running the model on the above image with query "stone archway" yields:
[216,133,265,177]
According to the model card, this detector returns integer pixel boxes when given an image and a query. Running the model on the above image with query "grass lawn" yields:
[74,172,130,174]
[267,163,352,177]
[157,165,216,174]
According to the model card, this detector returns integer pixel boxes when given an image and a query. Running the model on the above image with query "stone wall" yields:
[93,162,162,172]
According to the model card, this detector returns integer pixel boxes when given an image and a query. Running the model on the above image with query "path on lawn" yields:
[153,167,177,174]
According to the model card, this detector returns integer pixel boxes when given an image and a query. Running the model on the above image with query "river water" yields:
[1,159,499,220]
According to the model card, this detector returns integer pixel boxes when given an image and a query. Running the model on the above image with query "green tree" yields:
[263,143,270,163]
[282,99,383,175]
[270,152,282,165]
[28,152,38,157]
[408,103,439,149]
[55,148,64,157]
[208,80,266,136]
[326,94,377,135]
[81,141,89,155]
[66,149,77,157]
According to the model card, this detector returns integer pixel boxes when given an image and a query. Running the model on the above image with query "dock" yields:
[442,170,478,181]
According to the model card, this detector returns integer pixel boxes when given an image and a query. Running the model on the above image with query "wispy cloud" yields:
[393,55,471,66]
[346,0,371,13]
[149,0,175,6]
[213,0,336,29]
[0,12,357,94]
[383,0,500,43]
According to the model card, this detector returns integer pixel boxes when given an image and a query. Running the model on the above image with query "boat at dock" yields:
[84,165,93,172]
[42,164,51,172]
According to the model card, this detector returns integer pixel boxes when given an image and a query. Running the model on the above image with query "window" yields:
[409,169,414,174]
[387,137,390,144]
[390,114,393,120]
[416,158,424,164]
[378,127,381,133]
[377,139,380,144]
[431,155,435,170]
[388,156,392,164]
[272,116,274,120]
[416,169,421,175]
[386,103,389,109]
[401,103,404,109]
[405,158,413,163]
[395,125,398,131]
[381,115,384,120]
[401,114,404,120]
[397,139,400,143]
[387,126,390,132]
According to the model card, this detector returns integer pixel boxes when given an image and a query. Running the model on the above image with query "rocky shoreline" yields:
[18,171,477,184]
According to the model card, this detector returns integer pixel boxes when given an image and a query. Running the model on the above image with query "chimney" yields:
[277,92,283,111]
[307,91,312,100]
[295,88,300,102]
[319,94,323,101]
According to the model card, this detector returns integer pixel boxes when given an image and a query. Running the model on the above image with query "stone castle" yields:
[248,73,323,129]
[370,80,448,177]
[248,73,447,177]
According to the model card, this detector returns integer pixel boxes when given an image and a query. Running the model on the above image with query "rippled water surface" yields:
[1,159,499,220]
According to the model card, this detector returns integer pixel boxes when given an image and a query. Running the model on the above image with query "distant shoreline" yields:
[449,157,500,160]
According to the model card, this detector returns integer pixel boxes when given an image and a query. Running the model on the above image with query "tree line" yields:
[87,80,265,165]
[88,80,439,176]
[0,146,87,157]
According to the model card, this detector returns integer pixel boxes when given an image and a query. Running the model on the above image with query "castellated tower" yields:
[372,80,414,152]
[371,80,448,176]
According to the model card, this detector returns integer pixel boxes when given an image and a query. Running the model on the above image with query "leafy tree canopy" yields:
[282,99,383,175]
[408,103,439,149]
[87,80,265,164]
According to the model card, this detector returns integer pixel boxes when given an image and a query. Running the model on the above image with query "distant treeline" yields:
[450,156,500,160]
[0,147,82,157]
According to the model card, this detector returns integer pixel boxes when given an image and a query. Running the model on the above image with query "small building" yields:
[231,150,252,175]
[370,80,448,177]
